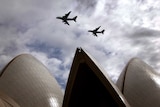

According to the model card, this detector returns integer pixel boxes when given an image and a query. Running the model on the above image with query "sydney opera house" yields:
[0,48,160,107]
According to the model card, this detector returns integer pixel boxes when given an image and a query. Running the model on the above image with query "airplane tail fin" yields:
[101,30,105,34]
[73,16,77,22]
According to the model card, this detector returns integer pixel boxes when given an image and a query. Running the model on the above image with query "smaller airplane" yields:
[88,26,105,37]
[56,11,77,25]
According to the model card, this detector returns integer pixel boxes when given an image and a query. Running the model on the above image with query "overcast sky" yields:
[0,0,160,90]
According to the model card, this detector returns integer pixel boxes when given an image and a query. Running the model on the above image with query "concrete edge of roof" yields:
[116,57,140,93]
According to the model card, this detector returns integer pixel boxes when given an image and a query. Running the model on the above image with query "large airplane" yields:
[88,26,105,37]
[56,11,77,25]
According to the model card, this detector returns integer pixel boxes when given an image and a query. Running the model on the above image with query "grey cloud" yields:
[136,0,146,3]
[104,0,118,14]
[0,0,67,28]
[75,0,97,8]
[73,0,97,15]
[129,27,160,38]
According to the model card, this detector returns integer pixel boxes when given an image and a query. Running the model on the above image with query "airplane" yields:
[56,11,77,25]
[88,26,105,37]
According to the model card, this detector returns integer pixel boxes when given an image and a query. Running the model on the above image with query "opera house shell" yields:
[116,58,160,107]
[0,48,159,107]
[0,54,63,107]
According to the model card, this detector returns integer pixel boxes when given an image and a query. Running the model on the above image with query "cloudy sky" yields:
[0,0,160,90]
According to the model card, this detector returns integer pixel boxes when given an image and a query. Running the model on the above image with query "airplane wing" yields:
[64,20,70,25]
[95,26,101,31]
[93,33,98,37]
[64,11,71,18]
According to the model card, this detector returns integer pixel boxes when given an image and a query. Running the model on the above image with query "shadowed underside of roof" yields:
[63,48,130,107]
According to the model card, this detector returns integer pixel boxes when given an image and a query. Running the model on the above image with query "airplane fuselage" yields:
[88,28,105,37]
[56,11,77,25]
